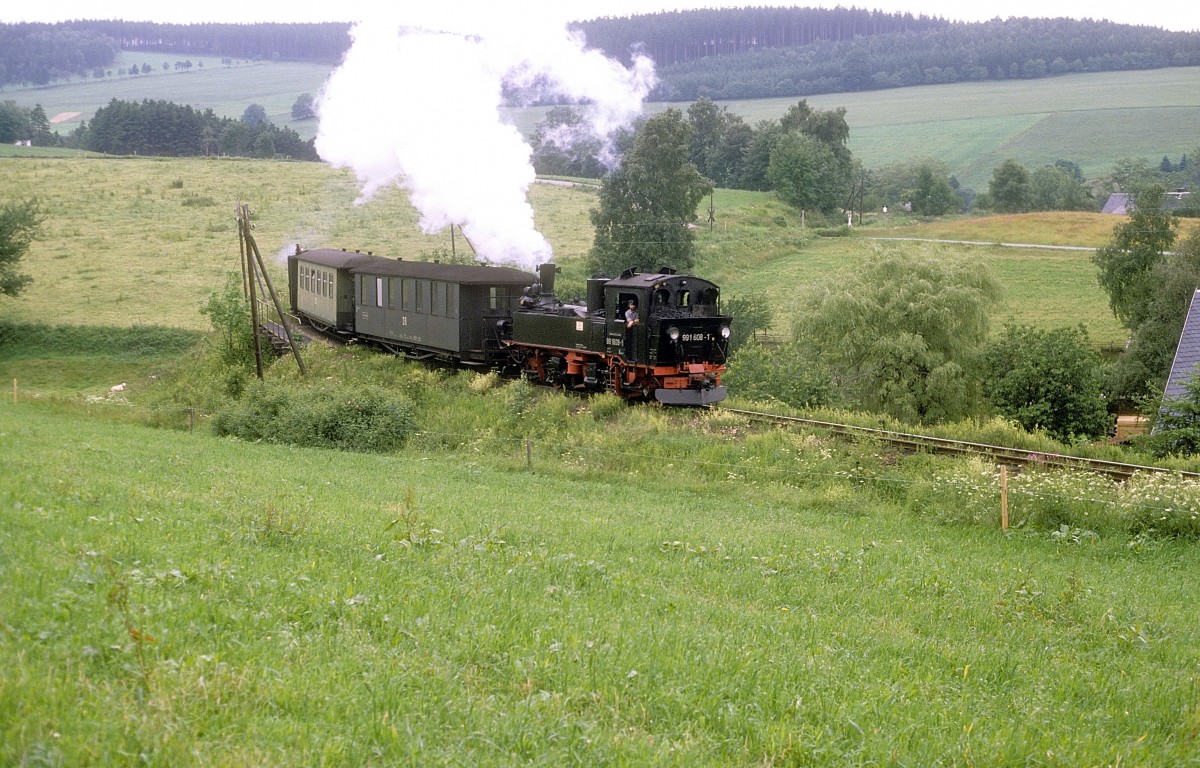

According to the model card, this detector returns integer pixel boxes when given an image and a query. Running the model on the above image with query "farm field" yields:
[0,156,1147,349]
[3,54,328,140]
[520,67,1200,190]
[5,58,1198,191]
[5,399,1200,765]
[716,67,1200,188]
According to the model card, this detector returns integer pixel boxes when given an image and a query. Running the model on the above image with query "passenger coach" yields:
[288,247,533,365]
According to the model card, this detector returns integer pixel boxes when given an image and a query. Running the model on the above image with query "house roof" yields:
[1101,193,1130,215]
[1163,289,1200,404]
[1103,190,1192,215]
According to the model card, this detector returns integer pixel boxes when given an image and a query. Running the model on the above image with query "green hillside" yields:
[505,68,1200,190]
[0,156,1151,347]
[3,53,329,139]
[6,59,1199,190]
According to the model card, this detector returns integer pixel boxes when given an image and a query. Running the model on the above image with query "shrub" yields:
[213,381,417,453]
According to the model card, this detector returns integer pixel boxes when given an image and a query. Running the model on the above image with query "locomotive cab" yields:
[604,272,731,368]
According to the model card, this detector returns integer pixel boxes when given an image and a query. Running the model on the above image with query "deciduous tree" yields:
[986,159,1031,213]
[1106,227,1200,401]
[242,103,268,127]
[983,324,1110,442]
[0,199,43,298]
[794,249,1001,423]
[587,110,711,276]
[909,165,959,215]
[291,93,316,120]
[1093,185,1178,331]
[767,132,846,214]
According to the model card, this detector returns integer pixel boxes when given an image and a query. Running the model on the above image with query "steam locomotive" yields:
[286,247,730,405]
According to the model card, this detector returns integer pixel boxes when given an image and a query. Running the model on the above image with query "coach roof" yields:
[294,248,378,270]
[351,257,535,285]
[296,248,536,285]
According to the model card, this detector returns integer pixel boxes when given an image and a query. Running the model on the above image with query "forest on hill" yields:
[574,10,1200,100]
[2,9,1198,101]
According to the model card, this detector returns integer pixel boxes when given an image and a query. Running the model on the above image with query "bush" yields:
[723,341,836,409]
[0,320,200,359]
[213,381,417,453]
[983,324,1110,443]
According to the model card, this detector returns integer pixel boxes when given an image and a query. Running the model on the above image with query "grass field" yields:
[1,155,1181,349]
[3,54,329,138]
[5,388,1200,764]
[6,147,1200,763]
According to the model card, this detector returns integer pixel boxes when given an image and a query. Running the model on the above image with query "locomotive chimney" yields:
[538,262,558,296]
[587,277,606,314]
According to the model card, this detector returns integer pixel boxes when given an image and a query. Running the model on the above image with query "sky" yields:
[1,0,1197,33]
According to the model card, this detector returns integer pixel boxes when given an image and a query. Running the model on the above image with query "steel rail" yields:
[713,406,1200,481]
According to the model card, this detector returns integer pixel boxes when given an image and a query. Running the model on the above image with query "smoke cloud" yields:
[315,7,656,270]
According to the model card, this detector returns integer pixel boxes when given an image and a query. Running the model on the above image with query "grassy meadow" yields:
[7,377,1200,765]
[6,147,1200,763]
[0,155,1155,351]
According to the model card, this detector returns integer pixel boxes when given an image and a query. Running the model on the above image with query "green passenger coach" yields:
[288,248,534,365]
[288,248,373,332]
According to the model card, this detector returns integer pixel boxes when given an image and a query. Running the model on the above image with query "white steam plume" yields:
[315,8,656,270]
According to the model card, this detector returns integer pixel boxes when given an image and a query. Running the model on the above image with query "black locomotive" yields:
[287,247,730,405]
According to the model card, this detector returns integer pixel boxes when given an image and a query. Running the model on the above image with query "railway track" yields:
[713,406,1200,482]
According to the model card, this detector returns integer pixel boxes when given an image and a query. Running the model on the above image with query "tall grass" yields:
[4,397,1200,765]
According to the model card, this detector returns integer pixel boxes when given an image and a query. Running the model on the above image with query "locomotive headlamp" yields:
[667,326,681,341]
[720,325,731,339]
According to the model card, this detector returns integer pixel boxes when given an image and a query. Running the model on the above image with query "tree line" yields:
[576,12,1200,101]
[0,97,318,160]
[0,25,119,86]
[575,7,946,65]
[3,12,1198,98]
[0,21,350,86]
[535,94,1199,220]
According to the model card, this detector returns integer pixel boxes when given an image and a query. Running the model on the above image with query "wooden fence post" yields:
[1000,465,1009,532]
[526,438,532,470]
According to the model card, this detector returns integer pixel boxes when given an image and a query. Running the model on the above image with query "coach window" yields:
[324,271,331,298]
[375,277,385,308]
[431,281,444,316]
[415,280,426,313]
[446,283,458,318]
[488,286,498,311]
[388,278,397,310]
[361,275,370,304]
